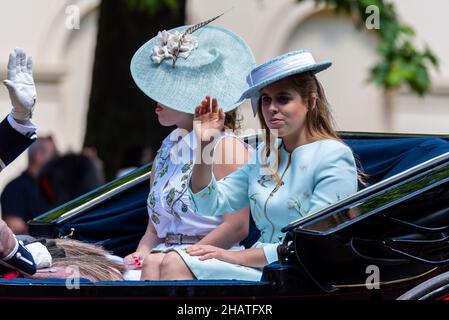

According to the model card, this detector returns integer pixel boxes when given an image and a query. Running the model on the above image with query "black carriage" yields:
[1,132,449,300]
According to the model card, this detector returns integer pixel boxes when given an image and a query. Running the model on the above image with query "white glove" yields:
[3,47,37,121]
[25,242,52,269]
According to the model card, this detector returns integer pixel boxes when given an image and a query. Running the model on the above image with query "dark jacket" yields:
[0,117,34,172]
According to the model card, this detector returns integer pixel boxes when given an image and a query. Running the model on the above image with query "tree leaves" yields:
[297,0,438,96]
[125,0,438,96]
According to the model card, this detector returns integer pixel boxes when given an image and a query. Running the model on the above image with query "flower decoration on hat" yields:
[151,30,198,64]
[151,11,225,67]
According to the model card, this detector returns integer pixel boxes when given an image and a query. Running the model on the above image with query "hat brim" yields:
[237,61,332,115]
[130,25,255,114]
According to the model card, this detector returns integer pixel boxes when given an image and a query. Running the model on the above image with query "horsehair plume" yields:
[51,239,125,281]
[54,239,107,257]
[52,256,125,282]
[172,9,231,67]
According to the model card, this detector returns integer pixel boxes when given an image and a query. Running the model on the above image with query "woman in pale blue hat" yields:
[126,17,257,280]
[184,49,358,281]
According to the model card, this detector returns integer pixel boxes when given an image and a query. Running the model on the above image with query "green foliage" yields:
[124,0,438,95]
[125,0,181,15]
[298,0,438,95]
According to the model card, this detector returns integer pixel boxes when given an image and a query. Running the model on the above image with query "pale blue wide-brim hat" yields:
[130,24,255,114]
[237,49,332,115]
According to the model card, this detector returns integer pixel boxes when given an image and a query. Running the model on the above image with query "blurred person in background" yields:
[116,145,155,178]
[38,152,104,213]
[1,136,57,234]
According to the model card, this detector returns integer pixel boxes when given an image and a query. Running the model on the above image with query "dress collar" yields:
[163,129,197,164]
[164,128,197,151]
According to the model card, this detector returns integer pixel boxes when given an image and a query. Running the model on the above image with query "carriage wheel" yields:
[397,270,449,300]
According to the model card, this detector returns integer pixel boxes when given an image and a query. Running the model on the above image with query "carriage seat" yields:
[345,137,449,187]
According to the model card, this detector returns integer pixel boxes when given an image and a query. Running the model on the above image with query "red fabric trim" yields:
[1,270,20,279]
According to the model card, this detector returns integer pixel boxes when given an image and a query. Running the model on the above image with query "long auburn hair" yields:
[224,109,241,131]
[257,72,339,183]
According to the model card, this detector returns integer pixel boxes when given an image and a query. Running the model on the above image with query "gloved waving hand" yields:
[3,48,37,121]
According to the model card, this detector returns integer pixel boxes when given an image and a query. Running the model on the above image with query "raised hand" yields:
[3,48,37,121]
[193,96,225,144]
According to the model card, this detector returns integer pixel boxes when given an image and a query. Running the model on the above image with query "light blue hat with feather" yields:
[130,15,256,114]
[237,49,332,115]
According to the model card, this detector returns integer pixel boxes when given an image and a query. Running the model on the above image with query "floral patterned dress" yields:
[148,128,234,238]
[189,139,358,281]
[147,128,250,278]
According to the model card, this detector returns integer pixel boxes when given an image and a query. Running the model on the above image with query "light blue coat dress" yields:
[186,139,358,281]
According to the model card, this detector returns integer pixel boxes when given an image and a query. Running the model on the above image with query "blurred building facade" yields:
[0,0,448,210]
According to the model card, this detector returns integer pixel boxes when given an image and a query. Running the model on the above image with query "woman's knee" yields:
[159,251,191,279]
[160,252,183,271]
[141,252,164,270]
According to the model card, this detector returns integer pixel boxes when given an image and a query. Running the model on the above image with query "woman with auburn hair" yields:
[186,49,358,281]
